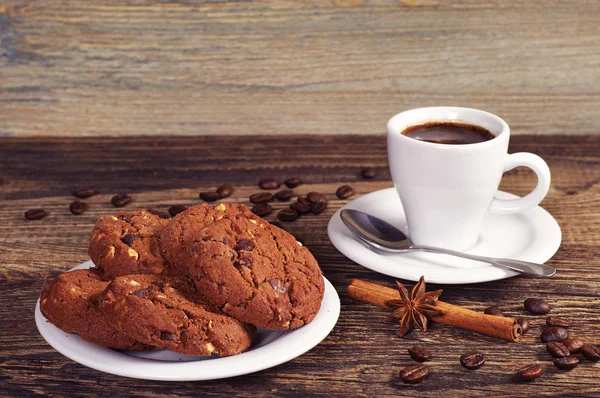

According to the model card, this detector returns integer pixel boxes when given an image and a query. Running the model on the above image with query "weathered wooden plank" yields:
[1,0,600,136]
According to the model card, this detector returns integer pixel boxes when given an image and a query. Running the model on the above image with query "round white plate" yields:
[328,188,561,284]
[35,261,340,381]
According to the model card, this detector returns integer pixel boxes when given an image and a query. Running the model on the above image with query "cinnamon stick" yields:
[348,279,522,342]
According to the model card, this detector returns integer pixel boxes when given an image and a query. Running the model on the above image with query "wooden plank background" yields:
[1,135,599,396]
[1,0,600,137]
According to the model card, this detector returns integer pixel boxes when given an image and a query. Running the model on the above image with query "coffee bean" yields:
[581,344,600,361]
[290,202,310,214]
[306,191,326,204]
[565,338,585,354]
[310,200,327,214]
[111,194,132,207]
[258,178,280,190]
[147,208,162,217]
[524,298,551,315]
[553,356,579,370]
[284,177,302,188]
[408,346,431,362]
[399,364,429,384]
[24,209,48,220]
[517,317,530,334]
[484,306,504,316]
[121,233,140,246]
[199,191,221,202]
[72,188,98,198]
[460,351,485,370]
[516,364,542,382]
[168,204,187,217]
[335,185,354,199]
[269,278,287,294]
[251,203,272,217]
[216,184,234,198]
[277,208,298,222]
[297,195,311,208]
[361,167,377,179]
[546,316,570,328]
[546,342,570,358]
[235,239,254,251]
[69,200,87,215]
[275,189,294,201]
[250,192,274,204]
[540,326,569,343]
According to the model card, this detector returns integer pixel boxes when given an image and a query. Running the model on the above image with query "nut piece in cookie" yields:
[181,216,325,330]
[97,274,255,357]
[39,269,150,350]
[89,210,171,278]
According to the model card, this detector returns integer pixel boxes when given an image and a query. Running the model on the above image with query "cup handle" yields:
[489,152,551,215]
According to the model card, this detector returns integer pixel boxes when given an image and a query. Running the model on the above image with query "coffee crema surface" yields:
[402,122,495,145]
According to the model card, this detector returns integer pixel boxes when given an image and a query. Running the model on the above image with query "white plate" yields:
[35,260,340,381]
[328,188,561,284]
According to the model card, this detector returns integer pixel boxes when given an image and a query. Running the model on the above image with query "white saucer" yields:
[35,260,340,381]
[328,188,561,284]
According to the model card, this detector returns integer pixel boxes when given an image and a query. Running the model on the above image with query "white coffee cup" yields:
[386,106,551,251]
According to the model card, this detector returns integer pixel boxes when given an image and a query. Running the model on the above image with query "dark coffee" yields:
[402,122,495,144]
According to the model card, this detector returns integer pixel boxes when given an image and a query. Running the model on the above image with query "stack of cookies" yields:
[40,203,325,357]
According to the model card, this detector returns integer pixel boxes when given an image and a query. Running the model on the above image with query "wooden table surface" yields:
[1,134,599,397]
[2,0,600,137]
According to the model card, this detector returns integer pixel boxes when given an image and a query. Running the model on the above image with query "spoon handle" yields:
[411,245,556,278]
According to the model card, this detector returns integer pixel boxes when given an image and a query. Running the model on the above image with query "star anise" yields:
[385,276,444,336]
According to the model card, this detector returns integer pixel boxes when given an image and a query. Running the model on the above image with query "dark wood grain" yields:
[1,135,600,397]
[1,0,600,137]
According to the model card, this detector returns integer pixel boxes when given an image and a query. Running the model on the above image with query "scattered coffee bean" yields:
[484,306,504,316]
[310,200,327,214]
[297,195,312,208]
[546,316,570,328]
[581,344,600,361]
[565,338,585,354]
[199,191,221,202]
[250,192,274,204]
[517,317,530,334]
[546,342,570,358]
[69,200,87,215]
[277,208,298,222]
[258,178,280,190]
[524,298,551,315]
[24,209,48,220]
[553,356,579,370]
[361,167,377,179]
[284,177,302,188]
[72,188,98,198]
[147,208,161,217]
[274,189,294,201]
[121,233,139,246]
[235,239,255,251]
[540,326,569,343]
[460,351,486,370]
[251,203,272,217]
[306,191,326,203]
[216,184,234,198]
[516,364,542,382]
[290,202,310,214]
[168,204,187,217]
[111,194,132,207]
[399,364,429,384]
[408,346,431,362]
[335,185,354,199]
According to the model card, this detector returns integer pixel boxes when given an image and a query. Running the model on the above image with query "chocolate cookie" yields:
[89,210,171,278]
[177,215,324,330]
[39,269,149,350]
[97,274,255,357]
[159,202,260,272]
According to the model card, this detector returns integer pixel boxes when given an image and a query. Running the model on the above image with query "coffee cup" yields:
[386,106,551,251]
